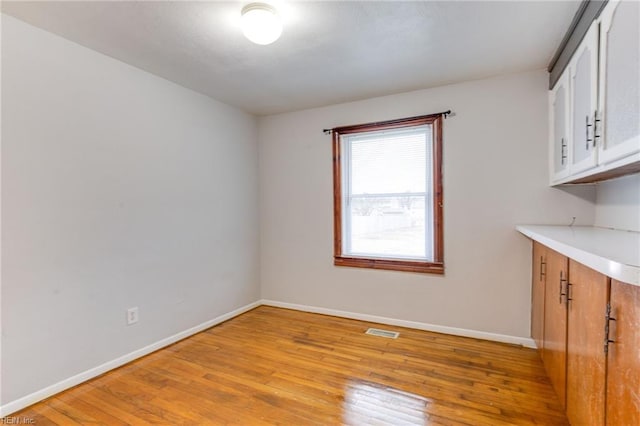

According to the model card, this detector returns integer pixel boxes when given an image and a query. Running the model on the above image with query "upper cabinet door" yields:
[570,22,599,174]
[597,0,640,165]
[549,70,571,183]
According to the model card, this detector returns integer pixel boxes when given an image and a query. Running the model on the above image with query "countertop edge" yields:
[516,225,640,287]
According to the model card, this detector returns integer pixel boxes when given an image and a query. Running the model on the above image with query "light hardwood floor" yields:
[12,306,568,425]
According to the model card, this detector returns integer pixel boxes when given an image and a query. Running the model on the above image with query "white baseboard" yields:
[261,299,536,348]
[0,300,261,417]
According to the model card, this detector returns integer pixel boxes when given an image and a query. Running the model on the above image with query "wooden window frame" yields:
[332,113,444,274]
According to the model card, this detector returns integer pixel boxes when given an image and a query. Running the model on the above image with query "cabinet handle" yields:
[561,138,567,165]
[559,271,567,304]
[539,256,546,281]
[566,282,573,306]
[604,302,617,354]
[586,115,593,150]
[593,110,601,147]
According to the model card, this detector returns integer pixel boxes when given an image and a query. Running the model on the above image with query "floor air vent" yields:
[365,328,399,339]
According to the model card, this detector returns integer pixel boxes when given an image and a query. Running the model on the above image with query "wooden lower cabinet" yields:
[530,241,640,425]
[531,242,546,355]
[542,248,568,408]
[566,260,608,426]
[606,280,640,426]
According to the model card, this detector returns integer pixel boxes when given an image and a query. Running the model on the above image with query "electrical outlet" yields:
[127,307,139,325]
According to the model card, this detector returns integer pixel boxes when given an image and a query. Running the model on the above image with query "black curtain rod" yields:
[323,109,453,135]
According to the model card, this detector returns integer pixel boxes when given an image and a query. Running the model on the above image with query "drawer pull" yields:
[559,271,568,304]
[586,115,593,149]
[604,303,617,354]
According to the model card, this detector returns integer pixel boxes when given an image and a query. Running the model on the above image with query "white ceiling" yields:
[2,1,580,115]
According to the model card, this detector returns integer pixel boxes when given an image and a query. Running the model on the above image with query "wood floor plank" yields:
[8,306,568,425]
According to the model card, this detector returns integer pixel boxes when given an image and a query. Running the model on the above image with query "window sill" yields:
[334,256,444,274]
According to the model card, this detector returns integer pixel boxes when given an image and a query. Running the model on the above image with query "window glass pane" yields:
[347,126,431,195]
[347,195,432,261]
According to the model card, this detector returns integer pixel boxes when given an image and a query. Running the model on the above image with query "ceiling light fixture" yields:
[241,2,283,45]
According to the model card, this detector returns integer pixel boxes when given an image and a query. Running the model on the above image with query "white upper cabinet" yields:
[569,23,599,174]
[550,70,571,182]
[597,0,640,165]
[549,0,640,185]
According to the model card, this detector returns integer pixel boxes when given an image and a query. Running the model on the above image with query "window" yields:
[332,114,444,274]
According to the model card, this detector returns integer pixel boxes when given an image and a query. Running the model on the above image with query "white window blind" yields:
[341,125,435,261]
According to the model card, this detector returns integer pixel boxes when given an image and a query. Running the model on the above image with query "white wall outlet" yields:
[126,307,139,325]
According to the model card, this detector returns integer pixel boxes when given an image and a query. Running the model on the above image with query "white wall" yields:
[259,70,596,340]
[1,15,259,406]
[594,174,640,232]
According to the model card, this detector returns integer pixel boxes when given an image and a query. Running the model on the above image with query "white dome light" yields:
[241,3,283,45]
